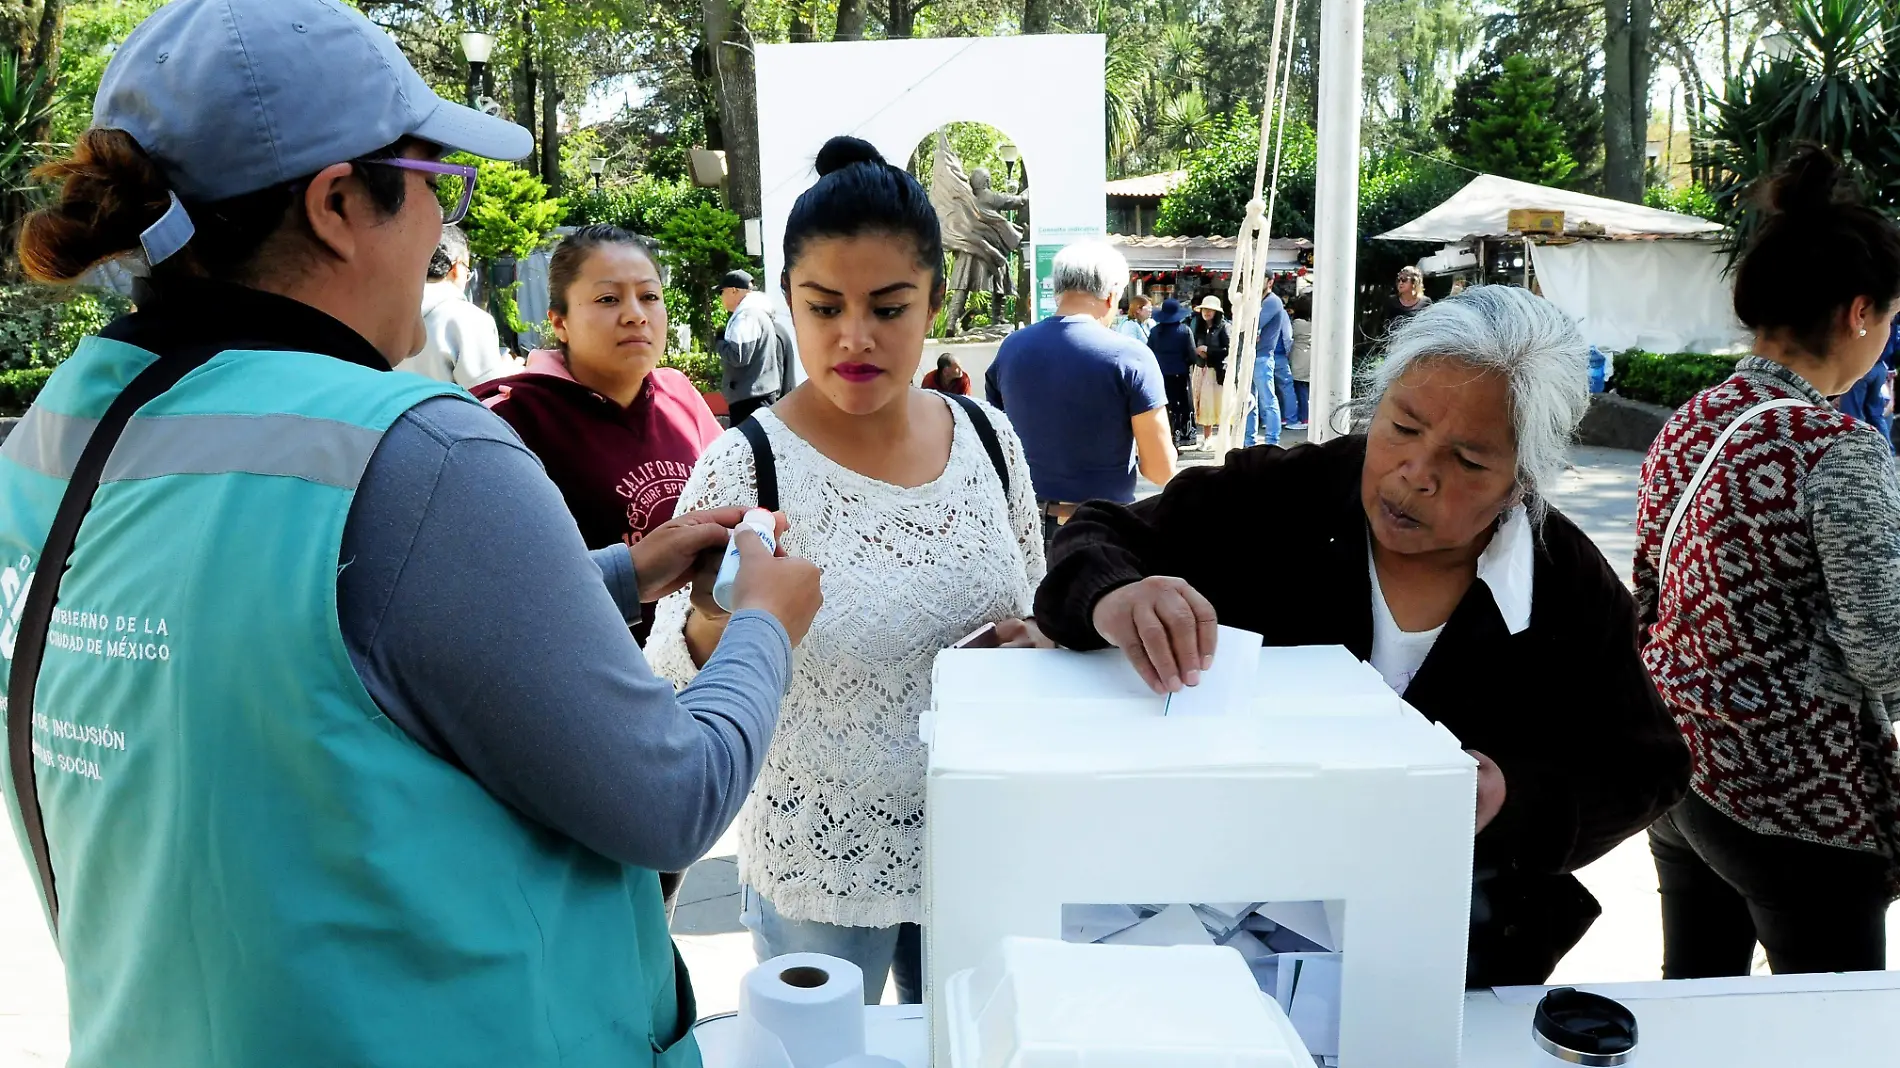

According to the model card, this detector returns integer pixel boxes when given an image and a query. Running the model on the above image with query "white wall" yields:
[754,36,1107,322]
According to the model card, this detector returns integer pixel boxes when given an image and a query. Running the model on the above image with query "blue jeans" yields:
[741,885,924,1005]
[1292,380,1311,424]
[1273,351,1299,426]
[1244,353,1282,446]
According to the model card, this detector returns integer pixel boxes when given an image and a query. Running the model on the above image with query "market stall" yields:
[1375,173,1747,354]
[1112,233,1311,309]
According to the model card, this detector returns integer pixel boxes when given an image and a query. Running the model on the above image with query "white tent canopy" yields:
[1375,174,1722,243]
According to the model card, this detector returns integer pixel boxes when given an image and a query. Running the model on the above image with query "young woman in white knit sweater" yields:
[647,136,1047,1003]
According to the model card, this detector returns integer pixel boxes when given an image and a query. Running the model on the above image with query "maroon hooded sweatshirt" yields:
[475,347,722,562]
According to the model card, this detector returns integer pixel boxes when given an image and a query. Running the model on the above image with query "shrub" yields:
[1611,350,1741,409]
[660,349,723,395]
[565,175,719,236]
[0,286,131,372]
[0,367,53,415]
[657,202,755,353]
[1644,184,1722,223]
[445,153,565,262]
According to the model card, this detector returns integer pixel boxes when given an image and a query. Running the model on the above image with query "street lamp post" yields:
[460,31,497,111]
[997,141,1020,192]
[590,157,608,192]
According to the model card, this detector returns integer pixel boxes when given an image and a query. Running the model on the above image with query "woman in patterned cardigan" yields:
[1635,146,1900,977]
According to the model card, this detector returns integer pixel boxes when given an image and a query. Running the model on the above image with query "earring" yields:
[1862,328,1870,337]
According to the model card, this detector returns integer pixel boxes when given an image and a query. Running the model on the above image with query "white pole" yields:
[1310,0,1365,443]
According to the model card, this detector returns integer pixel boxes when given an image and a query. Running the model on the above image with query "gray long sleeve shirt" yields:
[95,281,785,877]
[338,396,791,874]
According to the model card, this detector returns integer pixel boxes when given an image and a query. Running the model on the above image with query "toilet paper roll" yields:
[739,953,867,1068]
[731,1016,795,1068]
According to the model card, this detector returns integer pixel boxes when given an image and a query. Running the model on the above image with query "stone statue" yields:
[928,131,1028,337]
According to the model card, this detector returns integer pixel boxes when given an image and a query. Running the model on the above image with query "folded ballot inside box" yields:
[925,644,1476,1068]
[943,936,1315,1067]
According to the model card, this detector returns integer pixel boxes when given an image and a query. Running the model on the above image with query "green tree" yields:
[565,173,720,234]
[1155,107,1316,238]
[48,0,162,146]
[1644,182,1721,221]
[1439,31,1603,191]
[448,153,565,262]
[1705,0,1900,251]
[656,200,753,351]
[1459,54,1576,185]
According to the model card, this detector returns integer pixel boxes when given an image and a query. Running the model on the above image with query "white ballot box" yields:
[924,643,1477,1067]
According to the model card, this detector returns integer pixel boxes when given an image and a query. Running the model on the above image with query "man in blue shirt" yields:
[1245,287,1295,445]
[987,242,1177,546]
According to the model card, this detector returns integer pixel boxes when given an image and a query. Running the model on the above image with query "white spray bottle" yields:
[712,508,778,613]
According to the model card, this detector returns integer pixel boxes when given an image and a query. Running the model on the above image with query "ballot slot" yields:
[1061,899,1346,1067]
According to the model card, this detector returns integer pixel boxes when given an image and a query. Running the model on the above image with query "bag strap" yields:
[948,393,1010,497]
[737,398,1008,514]
[737,415,778,513]
[1657,397,1811,591]
[8,344,219,933]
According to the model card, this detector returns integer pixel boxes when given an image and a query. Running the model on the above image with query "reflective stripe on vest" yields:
[4,408,382,489]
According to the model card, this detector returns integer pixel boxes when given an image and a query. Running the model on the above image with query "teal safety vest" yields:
[0,337,699,1067]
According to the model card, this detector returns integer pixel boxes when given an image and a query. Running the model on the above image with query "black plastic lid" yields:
[1534,987,1638,1060]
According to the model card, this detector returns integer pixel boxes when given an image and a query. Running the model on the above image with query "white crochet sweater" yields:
[647,395,1046,928]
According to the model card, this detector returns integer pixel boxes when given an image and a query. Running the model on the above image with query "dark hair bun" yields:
[815,136,886,177]
[1759,143,1851,219]
[1733,142,1900,357]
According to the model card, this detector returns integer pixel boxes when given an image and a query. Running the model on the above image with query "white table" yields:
[695,972,1900,1066]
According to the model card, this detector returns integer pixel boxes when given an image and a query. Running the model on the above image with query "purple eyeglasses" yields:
[360,158,480,225]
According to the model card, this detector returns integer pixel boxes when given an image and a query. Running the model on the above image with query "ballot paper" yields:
[1060,904,1145,944]
[1274,953,1343,1060]
[1098,903,1215,948]
[1163,626,1264,716]
[1065,898,1343,1062]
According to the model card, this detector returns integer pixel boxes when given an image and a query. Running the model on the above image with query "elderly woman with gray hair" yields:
[1036,285,1690,987]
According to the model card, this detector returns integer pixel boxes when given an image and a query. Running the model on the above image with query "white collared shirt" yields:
[1367,504,1533,695]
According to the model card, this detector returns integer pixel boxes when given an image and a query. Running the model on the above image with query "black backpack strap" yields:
[736,415,778,512]
[9,344,219,933]
[948,393,1010,497]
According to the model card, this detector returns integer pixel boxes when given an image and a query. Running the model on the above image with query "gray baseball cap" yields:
[93,0,532,205]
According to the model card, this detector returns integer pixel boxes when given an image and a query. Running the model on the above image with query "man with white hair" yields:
[986,241,1177,547]
[395,224,513,387]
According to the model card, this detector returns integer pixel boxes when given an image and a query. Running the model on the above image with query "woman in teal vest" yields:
[0,2,823,1066]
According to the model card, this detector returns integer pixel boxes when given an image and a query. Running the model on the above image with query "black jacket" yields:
[1036,435,1690,986]
[1191,314,1231,376]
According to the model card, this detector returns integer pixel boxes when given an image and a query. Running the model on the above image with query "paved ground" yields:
[3,439,1897,1059]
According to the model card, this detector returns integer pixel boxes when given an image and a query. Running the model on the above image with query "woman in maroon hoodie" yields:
[475,225,722,638]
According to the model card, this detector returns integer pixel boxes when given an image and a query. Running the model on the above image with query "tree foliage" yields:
[1155,108,1316,239]
[656,200,753,351]
[446,152,565,262]
[1705,0,1900,251]
[566,174,721,235]
[1439,31,1603,190]
[1152,100,1468,289]
[1457,54,1576,185]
